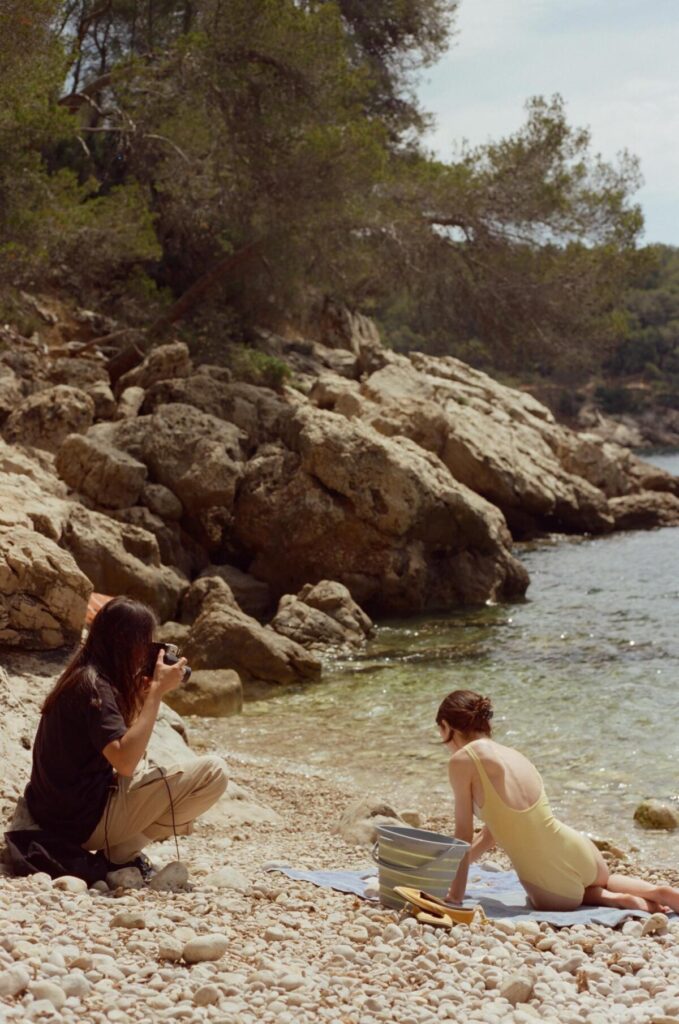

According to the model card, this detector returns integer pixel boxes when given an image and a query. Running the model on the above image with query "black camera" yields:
[146,642,192,682]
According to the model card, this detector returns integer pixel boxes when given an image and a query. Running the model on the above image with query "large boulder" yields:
[55,433,148,509]
[3,385,95,454]
[233,405,528,614]
[91,403,244,550]
[181,579,321,688]
[163,669,243,718]
[271,580,373,651]
[312,356,613,537]
[197,564,271,619]
[0,527,91,649]
[61,504,186,620]
[141,374,291,452]
[609,492,679,530]
[107,506,203,578]
[0,442,72,542]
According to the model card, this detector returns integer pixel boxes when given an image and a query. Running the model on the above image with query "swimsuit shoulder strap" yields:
[464,742,502,804]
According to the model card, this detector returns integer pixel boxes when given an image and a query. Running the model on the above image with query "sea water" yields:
[213,452,679,866]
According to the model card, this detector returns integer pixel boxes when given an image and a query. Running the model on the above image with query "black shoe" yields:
[108,852,155,882]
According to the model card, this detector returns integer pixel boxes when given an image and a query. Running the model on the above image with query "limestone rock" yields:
[142,375,290,451]
[142,482,183,521]
[106,867,144,889]
[180,576,239,625]
[314,355,614,538]
[197,564,271,618]
[53,876,88,894]
[108,505,198,578]
[336,796,404,845]
[0,450,72,541]
[500,974,534,1005]
[203,780,281,827]
[147,703,195,765]
[61,504,186,620]
[56,433,148,509]
[271,580,373,651]
[163,669,243,718]
[115,341,193,395]
[3,384,95,453]
[0,527,91,649]
[0,368,23,424]
[86,380,117,421]
[46,356,108,389]
[0,966,30,998]
[157,936,184,961]
[234,405,528,614]
[94,402,244,550]
[116,385,145,419]
[203,866,249,891]
[609,492,679,530]
[182,589,321,687]
[148,861,189,892]
[182,934,229,964]
[634,799,679,830]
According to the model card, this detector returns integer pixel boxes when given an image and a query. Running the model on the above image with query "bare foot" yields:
[616,893,659,913]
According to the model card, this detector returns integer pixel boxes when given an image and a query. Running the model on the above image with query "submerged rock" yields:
[634,800,679,831]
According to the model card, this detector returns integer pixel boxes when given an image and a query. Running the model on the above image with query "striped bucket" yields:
[372,825,469,909]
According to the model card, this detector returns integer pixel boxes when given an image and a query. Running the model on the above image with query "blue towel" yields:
[265,864,674,928]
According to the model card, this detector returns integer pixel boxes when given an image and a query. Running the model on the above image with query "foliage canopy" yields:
[0,0,655,378]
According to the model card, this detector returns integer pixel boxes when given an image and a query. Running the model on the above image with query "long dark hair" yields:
[42,596,157,725]
[436,690,494,737]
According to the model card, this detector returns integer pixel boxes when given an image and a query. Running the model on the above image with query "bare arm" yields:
[469,825,496,863]
[102,651,186,777]
[447,755,474,903]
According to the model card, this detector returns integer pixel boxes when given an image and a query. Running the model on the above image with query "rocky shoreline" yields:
[2,297,679,709]
[2,698,679,1024]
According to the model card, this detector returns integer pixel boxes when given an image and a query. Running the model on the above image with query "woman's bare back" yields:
[463,738,543,811]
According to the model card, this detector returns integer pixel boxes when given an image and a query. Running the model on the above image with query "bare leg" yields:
[582,885,662,913]
[605,874,679,913]
[583,845,675,912]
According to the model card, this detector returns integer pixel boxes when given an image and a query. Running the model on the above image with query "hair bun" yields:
[474,696,493,723]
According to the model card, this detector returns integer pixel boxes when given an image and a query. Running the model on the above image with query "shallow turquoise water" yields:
[212,453,679,866]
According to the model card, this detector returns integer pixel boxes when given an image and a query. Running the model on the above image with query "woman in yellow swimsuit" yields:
[438,690,679,913]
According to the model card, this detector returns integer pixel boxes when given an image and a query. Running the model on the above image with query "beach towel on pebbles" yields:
[265,863,676,929]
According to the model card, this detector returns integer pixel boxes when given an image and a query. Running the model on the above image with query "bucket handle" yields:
[371,841,460,872]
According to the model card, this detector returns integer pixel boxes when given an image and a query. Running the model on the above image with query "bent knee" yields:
[198,755,228,794]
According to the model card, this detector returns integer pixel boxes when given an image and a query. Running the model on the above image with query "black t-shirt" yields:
[25,675,127,844]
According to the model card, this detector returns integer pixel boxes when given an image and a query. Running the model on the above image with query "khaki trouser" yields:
[84,755,227,864]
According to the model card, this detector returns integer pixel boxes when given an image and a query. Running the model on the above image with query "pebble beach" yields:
[2,729,679,1024]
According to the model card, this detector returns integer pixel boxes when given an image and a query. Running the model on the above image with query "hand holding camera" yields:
[146,642,192,697]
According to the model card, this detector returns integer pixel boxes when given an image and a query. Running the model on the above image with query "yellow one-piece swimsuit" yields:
[465,743,599,902]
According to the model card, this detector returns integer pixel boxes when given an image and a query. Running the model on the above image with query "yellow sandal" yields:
[394,886,485,926]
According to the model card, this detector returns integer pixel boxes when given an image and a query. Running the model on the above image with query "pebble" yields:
[203,866,249,891]
[500,974,535,1006]
[111,911,147,930]
[193,983,221,1006]
[148,862,189,892]
[53,876,88,895]
[158,936,184,962]
[29,979,67,1008]
[106,868,144,890]
[0,965,30,997]
[182,934,229,964]
[642,913,669,937]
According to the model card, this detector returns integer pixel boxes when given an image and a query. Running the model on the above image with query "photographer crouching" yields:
[23,595,227,877]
